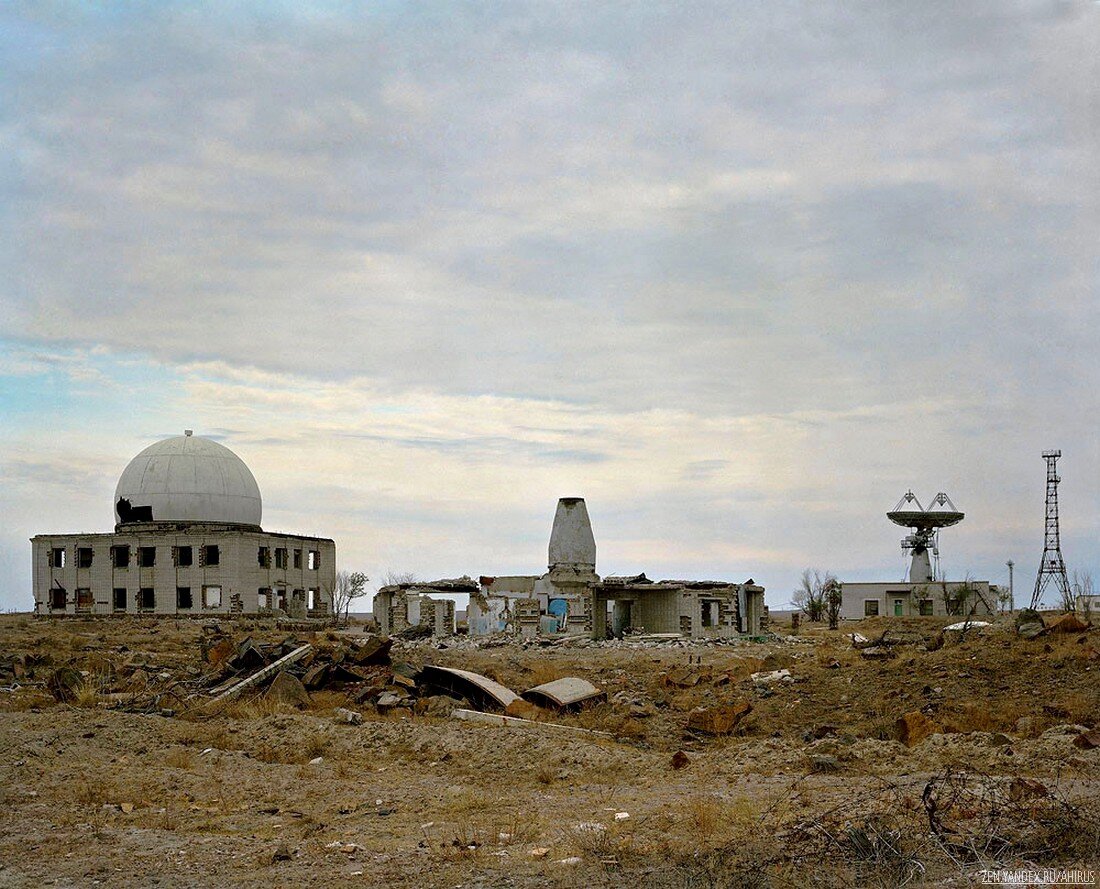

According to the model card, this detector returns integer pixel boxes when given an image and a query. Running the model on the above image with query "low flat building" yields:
[839,580,997,620]
[591,574,766,638]
[32,431,335,619]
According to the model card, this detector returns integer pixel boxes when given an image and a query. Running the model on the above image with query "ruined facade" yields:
[373,578,475,637]
[591,575,766,638]
[839,580,998,620]
[470,498,598,635]
[32,432,335,618]
[467,498,766,640]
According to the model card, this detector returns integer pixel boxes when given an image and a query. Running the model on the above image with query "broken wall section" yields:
[373,577,475,637]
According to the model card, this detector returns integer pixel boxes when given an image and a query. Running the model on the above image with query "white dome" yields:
[114,432,262,527]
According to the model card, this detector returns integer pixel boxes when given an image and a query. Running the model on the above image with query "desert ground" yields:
[1,612,1097,888]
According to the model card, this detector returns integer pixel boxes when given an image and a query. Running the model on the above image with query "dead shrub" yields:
[163,748,196,770]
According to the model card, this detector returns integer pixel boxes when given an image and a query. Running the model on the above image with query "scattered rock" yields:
[810,754,840,773]
[308,756,324,765]
[1015,609,1046,639]
[265,672,311,709]
[504,699,543,720]
[414,695,463,717]
[894,711,940,747]
[271,842,293,862]
[751,668,792,685]
[529,848,550,859]
[686,701,752,735]
[1073,727,1100,749]
[989,732,1013,747]
[333,707,362,725]
[1048,613,1088,634]
[859,646,894,660]
[670,750,691,770]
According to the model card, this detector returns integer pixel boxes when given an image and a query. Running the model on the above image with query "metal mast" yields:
[1030,450,1071,609]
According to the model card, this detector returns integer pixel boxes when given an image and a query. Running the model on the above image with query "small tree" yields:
[793,569,836,623]
[331,570,369,623]
[824,577,843,630]
[381,570,419,587]
[1071,570,1093,616]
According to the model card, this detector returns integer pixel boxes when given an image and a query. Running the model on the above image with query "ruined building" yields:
[373,577,477,637]
[468,497,766,639]
[31,431,335,618]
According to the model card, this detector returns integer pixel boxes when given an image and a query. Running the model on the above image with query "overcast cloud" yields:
[1,1,1097,610]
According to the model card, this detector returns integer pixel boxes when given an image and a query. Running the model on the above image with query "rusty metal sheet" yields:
[522,677,605,709]
[419,664,519,711]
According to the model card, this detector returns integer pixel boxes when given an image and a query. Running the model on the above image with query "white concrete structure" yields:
[469,497,767,639]
[32,431,335,619]
[115,433,262,527]
[839,581,998,620]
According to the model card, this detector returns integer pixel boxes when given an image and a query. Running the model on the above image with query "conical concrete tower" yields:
[548,497,596,572]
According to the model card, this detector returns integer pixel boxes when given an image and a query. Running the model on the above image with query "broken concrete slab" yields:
[1048,613,1088,634]
[265,672,311,709]
[522,677,605,709]
[751,668,792,685]
[213,644,313,701]
[686,701,752,735]
[450,708,612,737]
[419,665,519,711]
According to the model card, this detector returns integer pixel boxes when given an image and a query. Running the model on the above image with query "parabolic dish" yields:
[887,510,965,530]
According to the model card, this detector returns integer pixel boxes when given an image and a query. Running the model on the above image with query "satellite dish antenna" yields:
[887,491,964,583]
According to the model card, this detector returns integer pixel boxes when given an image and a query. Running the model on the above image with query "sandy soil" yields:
[1,614,1097,888]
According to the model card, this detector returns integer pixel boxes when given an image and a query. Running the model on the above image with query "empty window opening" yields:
[701,600,720,627]
[203,585,222,608]
[275,548,288,569]
[76,588,93,611]
[174,546,193,567]
[78,547,94,569]
[112,545,130,568]
[138,546,156,567]
[293,588,304,602]
[307,588,318,610]
[203,545,220,566]
[177,587,193,609]
[258,587,272,609]
[293,549,302,569]
[277,589,288,611]
[864,600,880,617]
[113,588,127,610]
[49,584,66,609]
[50,548,66,569]
[257,546,271,568]
[308,550,320,570]
[138,587,155,610]
[919,599,934,616]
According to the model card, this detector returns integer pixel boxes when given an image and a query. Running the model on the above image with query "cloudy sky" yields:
[1,1,1097,612]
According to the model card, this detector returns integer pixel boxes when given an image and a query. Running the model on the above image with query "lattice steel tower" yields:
[1031,449,1071,609]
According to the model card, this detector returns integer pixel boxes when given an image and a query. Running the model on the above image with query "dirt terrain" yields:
[1,613,1098,888]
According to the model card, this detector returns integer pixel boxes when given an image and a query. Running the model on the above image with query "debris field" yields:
[1,613,1098,887]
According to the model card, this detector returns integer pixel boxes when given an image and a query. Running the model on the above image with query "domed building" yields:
[32,431,335,618]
